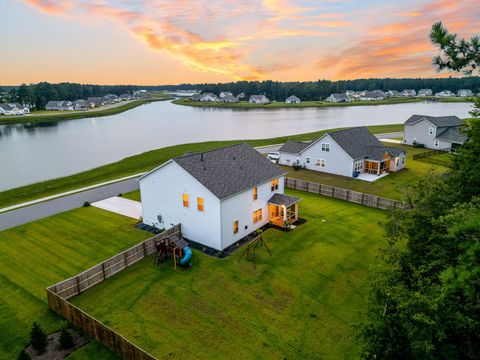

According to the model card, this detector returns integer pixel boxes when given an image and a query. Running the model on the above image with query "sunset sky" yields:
[2,0,479,85]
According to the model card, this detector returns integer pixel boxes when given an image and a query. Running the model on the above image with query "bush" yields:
[59,322,74,349]
[292,162,302,171]
[412,141,425,148]
[17,349,31,360]
[83,201,90,207]
[29,322,47,354]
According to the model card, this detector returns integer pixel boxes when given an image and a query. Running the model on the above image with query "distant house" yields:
[13,103,30,114]
[73,99,88,111]
[457,89,473,97]
[0,103,15,115]
[103,94,119,103]
[435,90,455,97]
[86,97,106,108]
[387,90,402,97]
[133,90,150,99]
[345,90,355,97]
[120,93,133,101]
[139,143,301,251]
[360,91,385,101]
[403,114,466,151]
[220,94,239,103]
[325,93,350,102]
[278,127,406,179]
[285,95,301,104]
[189,94,203,101]
[219,91,233,98]
[199,93,218,102]
[249,95,270,104]
[372,90,387,98]
[45,100,73,111]
[237,92,246,100]
[417,89,433,96]
[402,89,416,97]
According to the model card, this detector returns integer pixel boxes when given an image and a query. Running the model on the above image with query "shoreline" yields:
[172,96,473,109]
[0,96,174,125]
[0,123,403,209]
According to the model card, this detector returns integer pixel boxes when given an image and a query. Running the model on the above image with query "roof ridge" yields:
[174,142,247,159]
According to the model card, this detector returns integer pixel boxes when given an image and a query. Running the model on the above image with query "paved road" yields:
[0,179,138,231]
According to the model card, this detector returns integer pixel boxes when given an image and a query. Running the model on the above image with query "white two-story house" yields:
[139,144,301,251]
[278,127,406,180]
[403,115,466,150]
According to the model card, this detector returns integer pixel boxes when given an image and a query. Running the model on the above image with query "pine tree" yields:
[17,349,31,360]
[29,322,47,354]
[59,322,74,349]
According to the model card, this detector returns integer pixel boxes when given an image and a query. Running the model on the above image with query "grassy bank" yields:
[0,124,402,209]
[0,96,173,125]
[172,96,473,109]
[72,190,386,359]
[0,206,150,359]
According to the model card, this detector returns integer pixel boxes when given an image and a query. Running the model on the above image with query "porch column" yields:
[283,206,287,222]
[377,161,380,176]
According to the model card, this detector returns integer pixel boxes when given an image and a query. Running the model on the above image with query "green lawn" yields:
[284,143,448,200]
[0,96,173,125]
[0,207,152,359]
[0,124,402,209]
[72,190,386,359]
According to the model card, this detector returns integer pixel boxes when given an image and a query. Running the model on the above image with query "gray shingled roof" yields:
[278,140,312,154]
[329,127,405,161]
[267,193,301,207]
[172,143,286,200]
[405,115,463,127]
[435,126,467,144]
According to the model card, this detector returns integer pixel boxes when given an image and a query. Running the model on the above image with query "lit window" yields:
[429,127,434,135]
[271,178,279,191]
[197,197,204,212]
[253,209,263,223]
[306,157,311,164]
[183,193,189,207]
[233,220,239,234]
[253,187,258,200]
[321,143,330,152]
[316,159,326,167]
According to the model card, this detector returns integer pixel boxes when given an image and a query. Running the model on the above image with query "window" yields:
[429,127,434,135]
[321,143,330,152]
[271,178,279,191]
[253,187,258,200]
[197,197,204,212]
[306,157,311,164]
[253,209,263,223]
[354,161,363,172]
[315,159,326,167]
[183,193,189,207]
[233,220,239,234]
[286,159,291,164]
[434,139,439,147]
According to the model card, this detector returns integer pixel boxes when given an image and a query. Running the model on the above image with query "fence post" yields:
[376,197,380,208]
[142,242,147,258]
[124,252,128,268]
[332,186,335,198]
[101,263,106,280]
[346,190,350,201]
[360,193,364,205]
[75,276,80,295]
[318,183,322,194]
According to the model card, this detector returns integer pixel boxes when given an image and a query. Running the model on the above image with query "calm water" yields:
[0,100,472,191]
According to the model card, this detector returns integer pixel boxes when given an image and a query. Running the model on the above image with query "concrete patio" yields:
[91,196,142,219]
[356,172,389,182]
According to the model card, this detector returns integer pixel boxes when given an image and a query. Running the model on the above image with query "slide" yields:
[179,247,193,267]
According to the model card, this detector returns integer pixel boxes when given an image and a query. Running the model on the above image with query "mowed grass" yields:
[0,207,152,359]
[72,190,386,359]
[0,124,402,209]
[284,143,448,200]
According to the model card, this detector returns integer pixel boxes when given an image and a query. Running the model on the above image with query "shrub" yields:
[29,322,47,354]
[83,201,90,207]
[17,349,31,360]
[292,162,302,171]
[59,322,74,349]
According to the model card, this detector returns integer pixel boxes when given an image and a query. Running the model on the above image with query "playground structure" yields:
[154,234,192,269]
[237,232,271,269]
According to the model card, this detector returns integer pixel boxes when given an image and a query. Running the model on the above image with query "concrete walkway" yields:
[91,197,142,220]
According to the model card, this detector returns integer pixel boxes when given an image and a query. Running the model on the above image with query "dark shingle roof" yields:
[405,115,463,127]
[267,193,301,207]
[329,127,389,160]
[435,126,467,144]
[172,143,286,200]
[278,140,312,154]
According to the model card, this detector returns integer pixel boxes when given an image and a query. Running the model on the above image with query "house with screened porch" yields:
[139,143,301,251]
[278,127,406,181]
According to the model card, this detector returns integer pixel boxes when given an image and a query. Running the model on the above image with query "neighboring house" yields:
[139,143,301,251]
[220,94,239,103]
[189,94,203,101]
[199,93,218,102]
[387,90,402,97]
[237,92,246,99]
[120,93,133,101]
[86,97,106,108]
[0,103,15,115]
[8,103,29,115]
[103,94,119,103]
[219,91,233,98]
[278,127,406,178]
[417,89,433,96]
[325,93,350,102]
[402,89,416,97]
[133,90,150,99]
[372,90,387,98]
[345,90,355,97]
[403,114,466,151]
[360,91,385,101]
[45,100,73,111]
[249,95,270,104]
[72,99,88,111]
[435,90,455,97]
[285,95,301,104]
[457,89,473,97]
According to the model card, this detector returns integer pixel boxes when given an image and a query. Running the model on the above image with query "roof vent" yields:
[200,153,204,162]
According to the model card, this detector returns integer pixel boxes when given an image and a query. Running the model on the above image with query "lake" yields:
[0,100,472,191]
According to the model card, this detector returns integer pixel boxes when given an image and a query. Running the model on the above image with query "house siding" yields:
[140,161,222,250]
[220,177,284,249]
[404,119,453,149]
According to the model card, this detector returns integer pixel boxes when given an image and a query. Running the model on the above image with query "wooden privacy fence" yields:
[46,224,181,360]
[412,148,452,167]
[285,178,406,210]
